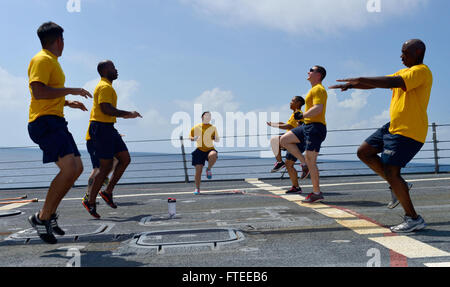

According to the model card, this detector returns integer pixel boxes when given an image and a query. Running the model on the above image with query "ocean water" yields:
[0,147,448,190]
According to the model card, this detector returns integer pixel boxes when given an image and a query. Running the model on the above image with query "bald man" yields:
[330,39,433,233]
[82,60,142,218]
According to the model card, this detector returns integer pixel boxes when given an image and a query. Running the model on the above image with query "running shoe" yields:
[82,192,100,205]
[387,182,413,209]
[302,192,324,203]
[286,186,302,194]
[82,192,89,202]
[206,168,212,180]
[194,188,200,195]
[390,215,426,233]
[50,213,65,236]
[103,177,110,187]
[299,164,310,180]
[28,212,57,244]
[82,197,101,219]
[100,191,117,209]
[271,161,285,173]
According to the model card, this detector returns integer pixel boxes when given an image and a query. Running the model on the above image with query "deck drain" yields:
[129,228,245,253]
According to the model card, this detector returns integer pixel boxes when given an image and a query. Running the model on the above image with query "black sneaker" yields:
[99,191,117,209]
[271,161,285,173]
[50,213,65,236]
[286,186,302,194]
[82,198,101,219]
[28,212,57,244]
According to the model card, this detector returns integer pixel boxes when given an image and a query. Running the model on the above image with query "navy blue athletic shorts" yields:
[89,121,128,160]
[86,139,100,169]
[365,122,424,168]
[285,142,306,162]
[192,149,218,166]
[28,115,81,164]
[291,123,327,153]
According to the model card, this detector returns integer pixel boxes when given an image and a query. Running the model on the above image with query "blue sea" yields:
[0,147,448,190]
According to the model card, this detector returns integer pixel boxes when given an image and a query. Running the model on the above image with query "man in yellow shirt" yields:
[190,111,219,195]
[27,22,92,244]
[267,96,309,193]
[281,66,328,204]
[329,39,432,233]
[82,60,142,219]
[84,125,118,202]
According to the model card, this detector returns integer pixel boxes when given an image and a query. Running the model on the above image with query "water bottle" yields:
[168,198,176,218]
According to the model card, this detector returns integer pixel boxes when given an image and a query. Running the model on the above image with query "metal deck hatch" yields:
[135,228,240,247]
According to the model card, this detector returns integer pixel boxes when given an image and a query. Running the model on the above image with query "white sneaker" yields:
[387,182,413,209]
[390,215,426,233]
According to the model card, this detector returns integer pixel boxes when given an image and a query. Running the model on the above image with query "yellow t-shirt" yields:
[28,49,66,122]
[388,64,433,143]
[304,84,327,125]
[89,78,118,124]
[85,122,91,141]
[286,109,304,131]
[190,123,218,152]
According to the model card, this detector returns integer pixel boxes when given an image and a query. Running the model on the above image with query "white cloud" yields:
[349,109,390,129]
[63,50,101,71]
[326,89,371,130]
[181,0,428,35]
[174,87,241,114]
[337,90,368,109]
[0,67,28,109]
[0,67,32,147]
[372,109,390,125]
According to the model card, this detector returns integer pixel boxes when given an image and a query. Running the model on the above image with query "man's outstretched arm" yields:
[329,76,405,91]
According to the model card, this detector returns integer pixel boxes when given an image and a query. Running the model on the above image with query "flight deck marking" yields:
[245,178,450,266]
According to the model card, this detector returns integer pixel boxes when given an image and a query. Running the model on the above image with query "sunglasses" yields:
[309,68,318,73]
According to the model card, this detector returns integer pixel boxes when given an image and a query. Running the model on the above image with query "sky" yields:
[0,0,449,156]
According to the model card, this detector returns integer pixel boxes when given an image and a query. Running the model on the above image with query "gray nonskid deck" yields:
[1,173,449,267]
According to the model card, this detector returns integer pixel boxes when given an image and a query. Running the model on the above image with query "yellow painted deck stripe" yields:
[314,208,358,219]
[336,219,390,235]
[369,236,450,258]
[246,178,450,261]
[423,262,450,267]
